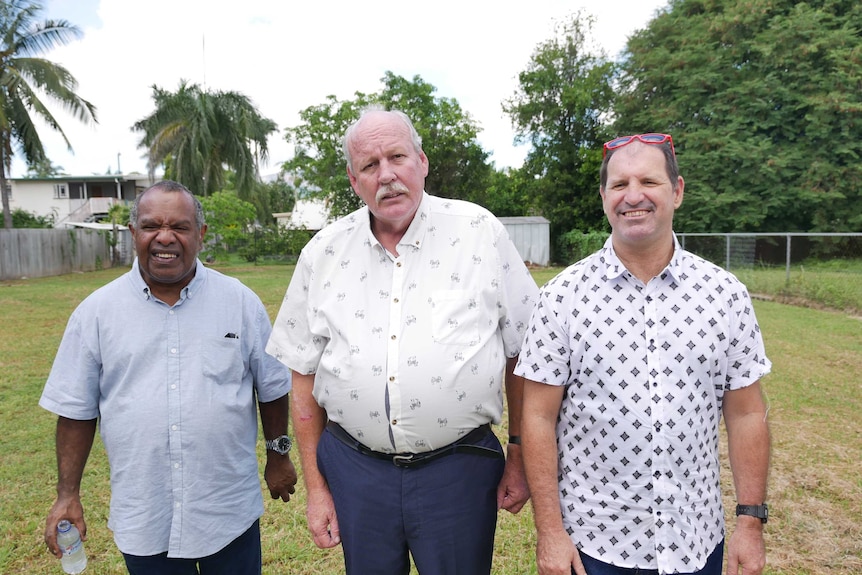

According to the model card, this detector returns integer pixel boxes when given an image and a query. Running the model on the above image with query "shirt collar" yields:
[601,233,685,282]
[362,191,429,254]
[129,258,206,303]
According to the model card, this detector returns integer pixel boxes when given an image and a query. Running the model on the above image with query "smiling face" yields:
[346,111,429,237]
[129,186,206,301]
[601,141,684,257]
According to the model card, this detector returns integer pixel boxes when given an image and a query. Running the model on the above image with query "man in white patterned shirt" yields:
[267,108,538,574]
[516,134,771,575]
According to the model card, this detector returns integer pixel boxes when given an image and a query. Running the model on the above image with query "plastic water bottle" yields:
[56,520,87,574]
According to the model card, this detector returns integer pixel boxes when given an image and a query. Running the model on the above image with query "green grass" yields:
[1,262,860,574]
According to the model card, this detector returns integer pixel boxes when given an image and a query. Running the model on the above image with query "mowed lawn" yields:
[1,263,860,575]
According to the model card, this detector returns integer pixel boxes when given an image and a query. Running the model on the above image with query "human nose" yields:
[377,159,396,184]
[154,226,176,243]
[623,182,646,204]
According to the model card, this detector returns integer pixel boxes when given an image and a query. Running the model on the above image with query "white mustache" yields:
[375,182,410,203]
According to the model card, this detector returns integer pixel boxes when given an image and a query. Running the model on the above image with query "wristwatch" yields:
[265,435,292,455]
[736,503,768,523]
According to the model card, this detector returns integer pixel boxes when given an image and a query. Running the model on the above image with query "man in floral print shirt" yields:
[267,108,538,574]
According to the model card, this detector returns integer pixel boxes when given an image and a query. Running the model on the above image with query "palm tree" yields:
[0,0,98,229]
[133,80,276,199]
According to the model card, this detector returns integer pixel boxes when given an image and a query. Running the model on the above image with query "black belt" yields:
[325,421,503,468]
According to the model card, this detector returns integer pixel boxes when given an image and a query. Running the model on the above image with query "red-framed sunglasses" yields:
[603,133,675,158]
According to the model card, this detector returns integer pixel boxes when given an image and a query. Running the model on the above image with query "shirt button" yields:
[389,376,395,382]
[391,335,397,340]
[391,419,398,425]
[170,348,177,354]
[396,262,402,268]
[393,298,399,303]
[169,310,175,315]
[171,384,177,390]
[174,462,180,469]
[171,424,178,431]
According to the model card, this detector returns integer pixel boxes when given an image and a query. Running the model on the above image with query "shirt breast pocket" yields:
[430,290,482,346]
[202,337,245,384]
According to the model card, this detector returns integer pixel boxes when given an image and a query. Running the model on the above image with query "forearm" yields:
[725,382,771,505]
[290,371,328,492]
[55,417,97,497]
[522,381,567,535]
[505,357,524,437]
[259,393,290,440]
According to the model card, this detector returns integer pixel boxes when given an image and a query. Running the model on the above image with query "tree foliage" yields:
[614,0,862,232]
[133,81,277,200]
[199,191,257,261]
[282,72,493,219]
[0,0,97,228]
[503,12,617,251]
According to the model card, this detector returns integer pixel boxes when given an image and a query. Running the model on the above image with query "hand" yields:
[496,444,530,514]
[264,454,298,502]
[537,528,583,575]
[305,487,341,549]
[726,517,766,575]
[44,496,86,559]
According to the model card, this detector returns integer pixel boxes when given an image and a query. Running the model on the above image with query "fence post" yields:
[786,235,792,286]
[726,234,731,270]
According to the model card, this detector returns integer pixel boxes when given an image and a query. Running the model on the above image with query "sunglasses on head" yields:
[603,133,675,158]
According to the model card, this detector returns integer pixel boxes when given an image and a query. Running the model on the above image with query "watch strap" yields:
[735,503,768,523]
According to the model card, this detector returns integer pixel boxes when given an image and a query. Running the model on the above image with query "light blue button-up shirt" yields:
[40,259,291,558]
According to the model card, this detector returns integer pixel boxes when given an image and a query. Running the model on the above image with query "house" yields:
[5,173,152,227]
[499,216,550,266]
[273,198,332,231]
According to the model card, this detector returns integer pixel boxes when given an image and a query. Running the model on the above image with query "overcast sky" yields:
[12,0,669,179]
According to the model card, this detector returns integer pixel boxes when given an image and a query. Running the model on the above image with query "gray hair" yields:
[130,180,205,229]
[342,107,423,174]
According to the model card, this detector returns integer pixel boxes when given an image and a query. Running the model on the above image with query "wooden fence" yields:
[0,228,120,280]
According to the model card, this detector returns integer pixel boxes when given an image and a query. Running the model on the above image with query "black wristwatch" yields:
[736,503,768,524]
[265,435,292,455]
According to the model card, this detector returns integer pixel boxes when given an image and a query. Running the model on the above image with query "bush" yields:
[556,230,609,265]
[238,225,314,263]
[12,208,55,228]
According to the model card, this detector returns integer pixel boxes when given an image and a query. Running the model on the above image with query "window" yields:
[53,184,68,199]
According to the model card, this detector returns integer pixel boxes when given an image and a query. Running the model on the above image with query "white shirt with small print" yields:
[515,236,771,574]
[267,192,538,453]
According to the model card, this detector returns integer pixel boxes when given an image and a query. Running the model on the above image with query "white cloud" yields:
[14,0,668,178]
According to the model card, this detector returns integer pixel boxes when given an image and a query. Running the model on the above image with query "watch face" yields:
[277,437,290,451]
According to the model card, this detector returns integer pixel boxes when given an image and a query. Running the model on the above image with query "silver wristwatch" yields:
[265,435,292,455]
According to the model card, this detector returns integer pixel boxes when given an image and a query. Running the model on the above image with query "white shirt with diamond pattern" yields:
[515,236,771,573]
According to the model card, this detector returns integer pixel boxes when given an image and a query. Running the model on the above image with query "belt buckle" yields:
[392,454,415,467]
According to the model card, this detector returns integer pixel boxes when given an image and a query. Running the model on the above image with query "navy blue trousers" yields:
[577,539,724,575]
[122,519,261,575]
[317,427,506,575]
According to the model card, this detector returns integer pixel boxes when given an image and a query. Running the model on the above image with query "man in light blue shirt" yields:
[41,181,297,575]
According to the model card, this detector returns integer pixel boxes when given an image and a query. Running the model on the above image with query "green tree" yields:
[100,201,129,266]
[199,191,256,261]
[0,0,97,228]
[614,0,862,233]
[132,80,276,200]
[503,12,617,256]
[282,72,493,219]
[25,157,65,177]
